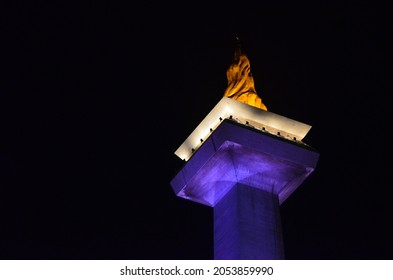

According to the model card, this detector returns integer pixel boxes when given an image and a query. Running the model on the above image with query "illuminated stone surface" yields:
[170,119,319,259]
[171,119,318,207]
[224,45,268,111]
[174,97,312,162]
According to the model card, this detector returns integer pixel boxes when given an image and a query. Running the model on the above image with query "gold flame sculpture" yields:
[224,43,268,111]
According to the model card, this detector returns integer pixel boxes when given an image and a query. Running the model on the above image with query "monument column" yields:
[170,45,319,259]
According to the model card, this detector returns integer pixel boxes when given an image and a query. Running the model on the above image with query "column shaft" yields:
[214,184,285,260]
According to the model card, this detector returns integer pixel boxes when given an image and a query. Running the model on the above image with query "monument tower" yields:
[170,41,319,259]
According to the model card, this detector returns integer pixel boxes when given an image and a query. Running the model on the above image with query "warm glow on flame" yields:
[224,47,268,111]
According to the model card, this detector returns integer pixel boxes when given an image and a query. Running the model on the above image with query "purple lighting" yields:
[170,119,319,259]
[177,140,312,207]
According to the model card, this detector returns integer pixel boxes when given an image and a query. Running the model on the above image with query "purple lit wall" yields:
[170,119,319,259]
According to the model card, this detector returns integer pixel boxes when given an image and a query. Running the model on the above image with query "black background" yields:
[1,1,391,259]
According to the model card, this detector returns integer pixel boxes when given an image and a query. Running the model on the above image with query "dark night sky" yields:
[1,2,391,260]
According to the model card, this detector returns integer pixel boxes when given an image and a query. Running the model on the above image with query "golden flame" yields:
[224,47,267,111]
